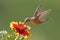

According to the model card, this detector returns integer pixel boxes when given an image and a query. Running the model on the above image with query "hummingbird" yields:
[24,5,51,25]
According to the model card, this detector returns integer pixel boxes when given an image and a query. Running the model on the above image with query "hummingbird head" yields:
[24,17,31,23]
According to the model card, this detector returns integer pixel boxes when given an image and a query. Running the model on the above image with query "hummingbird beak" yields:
[24,21,26,24]
[24,19,26,24]
[24,17,29,24]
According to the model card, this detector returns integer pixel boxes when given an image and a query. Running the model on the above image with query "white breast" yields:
[30,17,35,19]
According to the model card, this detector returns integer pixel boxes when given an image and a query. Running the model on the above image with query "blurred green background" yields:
[0,0,60,40]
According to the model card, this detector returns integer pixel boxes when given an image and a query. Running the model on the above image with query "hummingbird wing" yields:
[33,4,43,17]
[39,9,51,19]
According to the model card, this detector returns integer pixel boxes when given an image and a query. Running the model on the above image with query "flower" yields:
[0,30,8,37]
[10,21,31,38]
[0,30,8,40]
[0,30,7,35]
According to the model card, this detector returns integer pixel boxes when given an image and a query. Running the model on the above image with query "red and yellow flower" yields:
[10,21,31,38]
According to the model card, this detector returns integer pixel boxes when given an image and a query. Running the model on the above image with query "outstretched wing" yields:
[39,9,51,19]
[33,4,43,17]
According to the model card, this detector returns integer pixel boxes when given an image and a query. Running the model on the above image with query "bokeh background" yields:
[0,0,60,40]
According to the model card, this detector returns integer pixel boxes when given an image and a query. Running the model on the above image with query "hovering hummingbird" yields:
[24,5,51,25]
